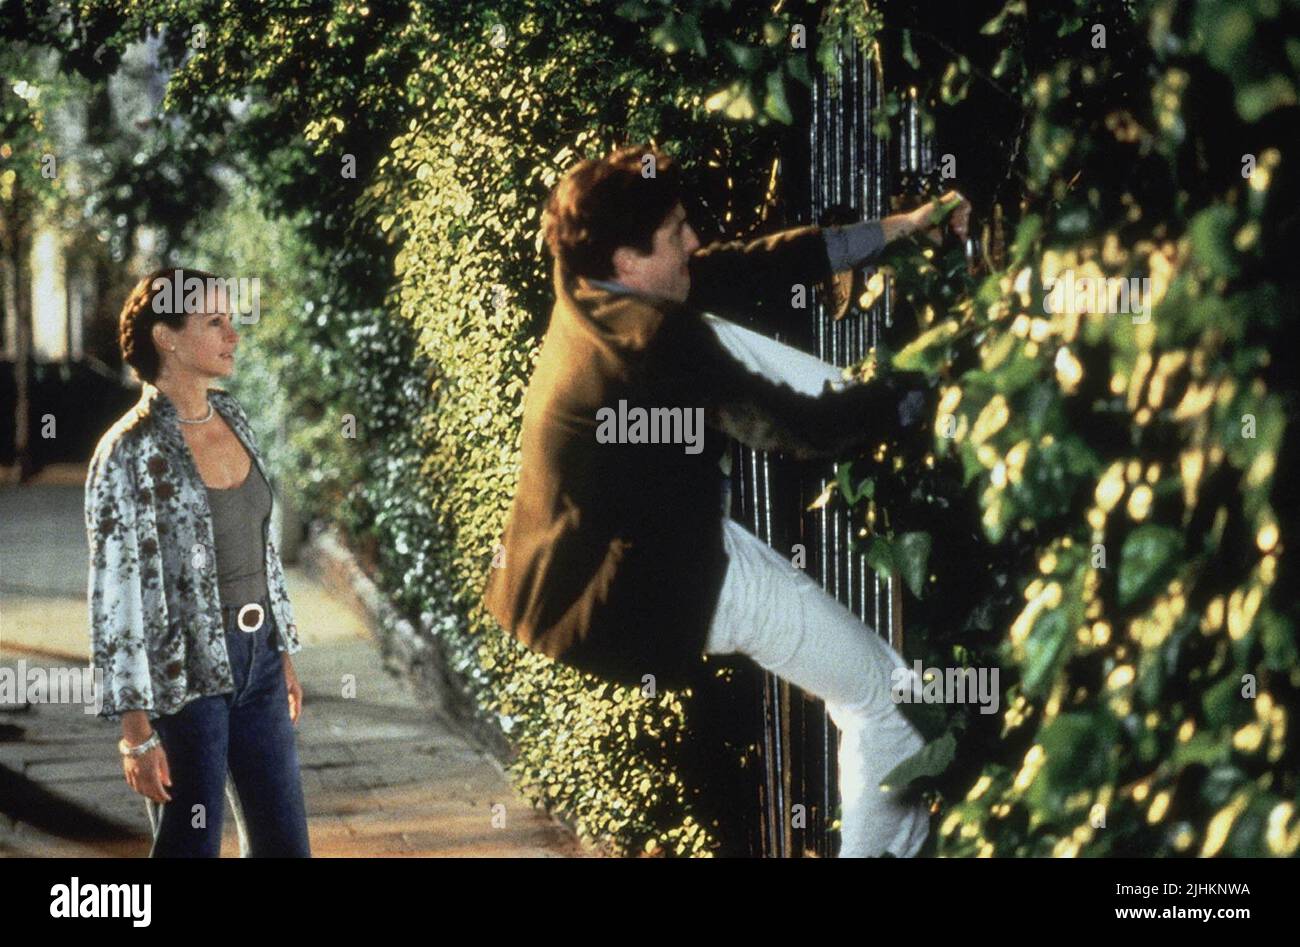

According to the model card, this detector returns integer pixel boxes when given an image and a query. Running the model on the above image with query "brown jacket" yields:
[482,223,925,689]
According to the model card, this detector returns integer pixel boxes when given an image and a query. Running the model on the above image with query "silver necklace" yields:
[177,402,215,425]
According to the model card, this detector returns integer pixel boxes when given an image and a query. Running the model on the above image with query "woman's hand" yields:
[283,654,303,725]
[122,735,172,804]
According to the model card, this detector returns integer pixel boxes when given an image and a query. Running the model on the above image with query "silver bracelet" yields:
[118,732,160,758]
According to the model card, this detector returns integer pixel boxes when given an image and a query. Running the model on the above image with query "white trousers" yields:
[701,314,930,858]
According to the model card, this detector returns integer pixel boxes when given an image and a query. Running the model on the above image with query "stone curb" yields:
[297,525,529,804]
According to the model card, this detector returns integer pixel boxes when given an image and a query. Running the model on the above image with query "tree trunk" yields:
[1,179,33,484]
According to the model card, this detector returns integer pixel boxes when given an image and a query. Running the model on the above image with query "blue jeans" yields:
[145,598,311,857]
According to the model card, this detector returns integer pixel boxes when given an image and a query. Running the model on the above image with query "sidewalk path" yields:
[1,477,590,857]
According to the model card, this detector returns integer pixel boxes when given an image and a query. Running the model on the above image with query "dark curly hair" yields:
[118,267,220,383]
[541,143,684,280]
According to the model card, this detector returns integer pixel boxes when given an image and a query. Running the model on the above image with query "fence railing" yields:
[727,34,935,857]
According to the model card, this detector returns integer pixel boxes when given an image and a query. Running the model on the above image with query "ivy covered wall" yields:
[18,0,1296,856]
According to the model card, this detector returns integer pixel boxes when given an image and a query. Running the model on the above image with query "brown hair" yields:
[541,143,684,280]
[118,267,220,382]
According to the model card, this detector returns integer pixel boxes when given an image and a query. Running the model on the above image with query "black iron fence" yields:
[726,35,936,857]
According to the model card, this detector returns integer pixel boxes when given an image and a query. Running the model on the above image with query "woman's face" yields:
[154,286,239,380]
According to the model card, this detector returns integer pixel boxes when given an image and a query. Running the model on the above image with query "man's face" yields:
[610,202,700,304]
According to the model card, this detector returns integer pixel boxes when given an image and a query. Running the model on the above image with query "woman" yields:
[85,267,311,857]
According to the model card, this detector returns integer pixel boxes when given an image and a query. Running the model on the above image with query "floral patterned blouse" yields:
[85,382,300,721]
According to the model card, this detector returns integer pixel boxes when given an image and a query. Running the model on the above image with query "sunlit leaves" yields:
[649,11,707,57]
[823,0,1297,857]
[704,79,757,120]
[940,56,972,105]
[893,318,961,373]
[94,0,1296,859]
[980,0,1027,36]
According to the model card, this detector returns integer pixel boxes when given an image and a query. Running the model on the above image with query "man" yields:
[483,143,970,857]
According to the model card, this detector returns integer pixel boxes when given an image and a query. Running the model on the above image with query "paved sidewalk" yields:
[0,480,590,857]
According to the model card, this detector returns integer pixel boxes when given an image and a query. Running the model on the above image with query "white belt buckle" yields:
[236,602,265,633]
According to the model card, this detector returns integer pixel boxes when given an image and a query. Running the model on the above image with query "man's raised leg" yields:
[704,517,930,857]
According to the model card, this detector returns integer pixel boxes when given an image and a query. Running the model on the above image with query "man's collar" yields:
[584,277,636,295]
[576,275,680,309]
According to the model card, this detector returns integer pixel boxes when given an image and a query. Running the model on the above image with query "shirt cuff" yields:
[822,220,886,272]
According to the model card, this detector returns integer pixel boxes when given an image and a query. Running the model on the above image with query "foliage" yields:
[367,0,796,857]
[17,0,1297,858]
[18,0,808,855]
[808,0,1299,856]
[0,26,223,261]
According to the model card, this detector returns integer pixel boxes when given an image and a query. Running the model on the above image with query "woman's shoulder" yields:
[88,402,152,476]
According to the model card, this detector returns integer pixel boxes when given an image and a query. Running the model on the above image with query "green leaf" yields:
[816,36,840,79]
[649,18,681,54]
[1260,610,1299,670]
[901,29,920,69]
[786,52,812,88]
[1199,4,1255,73]
[836,461,856,504]
[1189,205,1240,278]
[1202,673,1243,729]
[723,39,762,72]
[835,462,873,505]
[896,531,933,599]
[865,535,895,577]
[1118,525,1185,607]
[1172,732,1229,768]
[882,730,958,791]
[1235,76,1297,122]
[681,13,707,56]
[764,69,793,124]
[892,319,960,373]
[1055,15,1084,37]
[705,79,757,120]
[992,46,1017,79]
[980,331,1017,371]
[614,1,654,21]
[1055,202,1092,237]
[1034,711,1118,806]
[1200,766,1245,808]
[650,13,705,57]
[1022,604,1071,695]
[1010,213,1041,264]
[940,58,971,104]
[980,0,1027,35]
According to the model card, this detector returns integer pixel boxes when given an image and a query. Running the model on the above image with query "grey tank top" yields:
[204,462,272,610]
